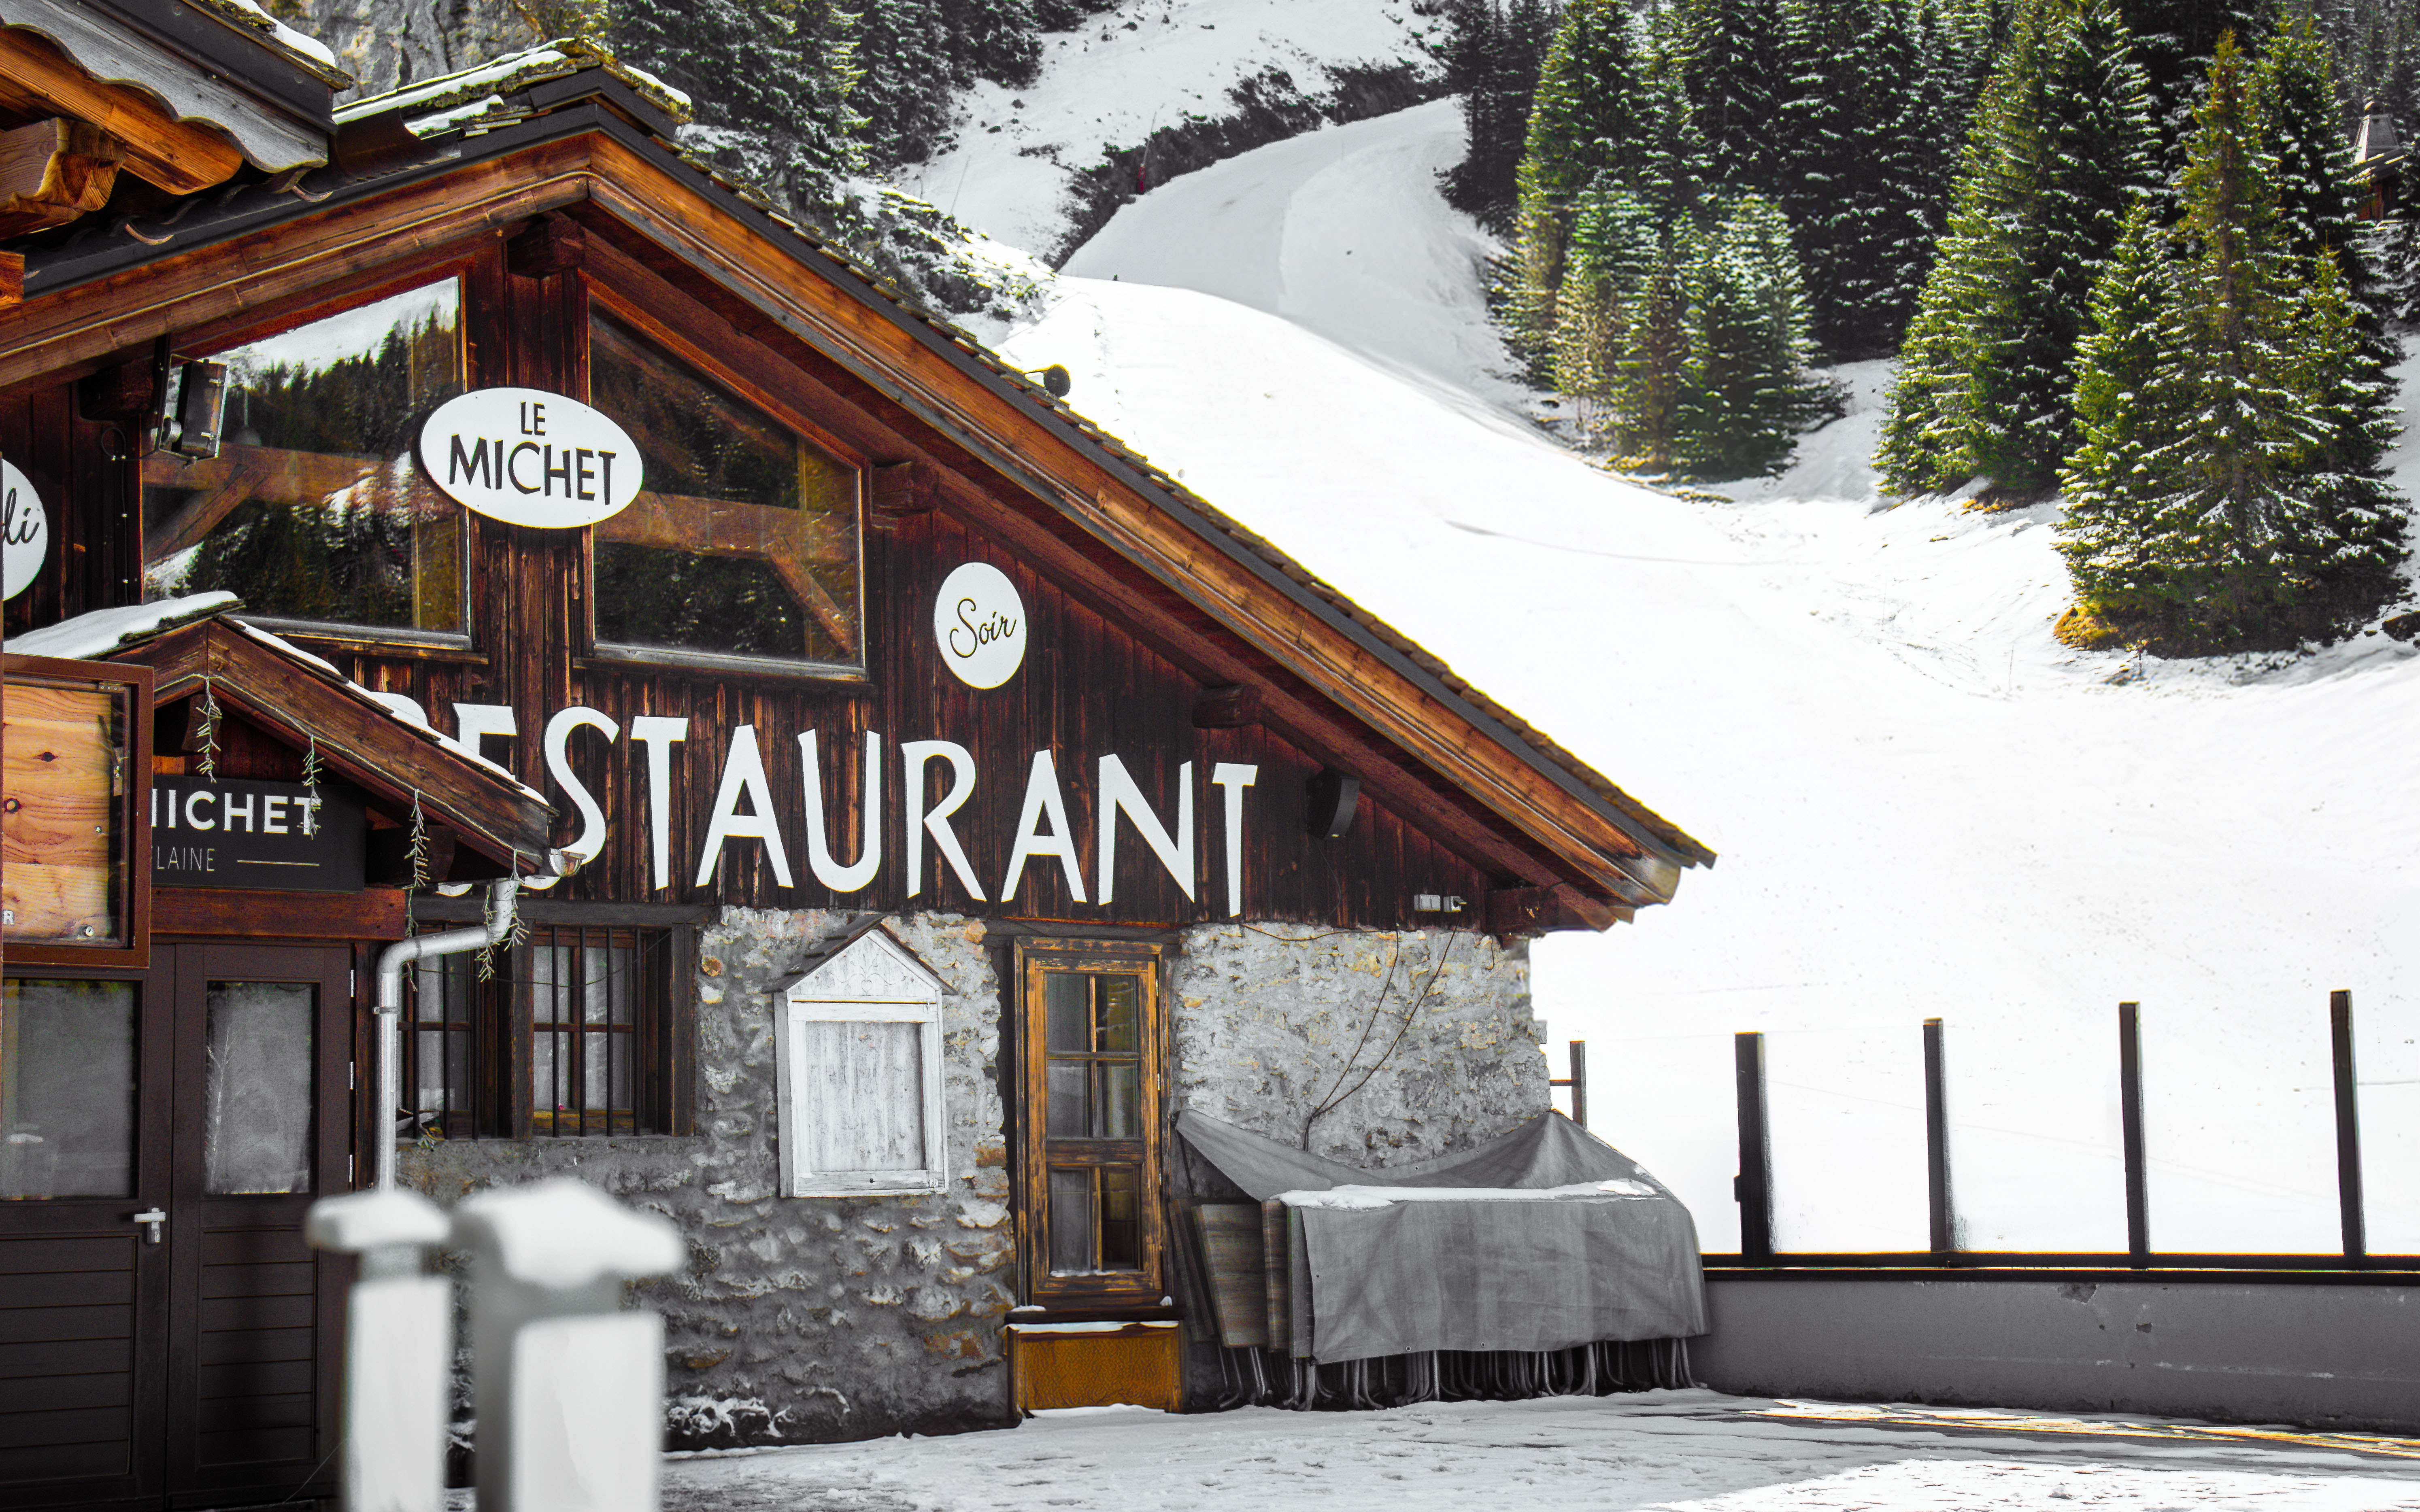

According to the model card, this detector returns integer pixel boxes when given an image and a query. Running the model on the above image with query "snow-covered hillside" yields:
[897,0,1433,258]
[985,98,2420,1259]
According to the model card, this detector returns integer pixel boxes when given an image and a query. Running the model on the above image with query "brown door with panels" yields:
[0,941,349,1511]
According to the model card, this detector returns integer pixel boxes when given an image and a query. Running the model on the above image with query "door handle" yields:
[131,1208,166,1244]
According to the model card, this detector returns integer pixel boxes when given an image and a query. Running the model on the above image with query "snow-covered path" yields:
[994,102,2420,1257]
[653,1391,2420,1511]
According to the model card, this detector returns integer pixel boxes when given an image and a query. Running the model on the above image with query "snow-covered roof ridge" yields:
[183,0,347,81]
[332,37,691,134]
[9,591,241,659]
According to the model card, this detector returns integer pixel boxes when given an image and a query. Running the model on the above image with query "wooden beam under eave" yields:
[0,29,245,195]
[0,117,120,236]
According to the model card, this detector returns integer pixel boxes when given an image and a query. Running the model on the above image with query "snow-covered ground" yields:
[985,97,2420,1257]
[651,1391,2420,1511]
[895,0,1431,257]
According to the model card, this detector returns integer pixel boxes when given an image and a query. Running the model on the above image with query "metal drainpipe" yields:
[371,876,521,1193]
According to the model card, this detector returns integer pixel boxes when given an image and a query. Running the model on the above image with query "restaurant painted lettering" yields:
[447,700,1258,912]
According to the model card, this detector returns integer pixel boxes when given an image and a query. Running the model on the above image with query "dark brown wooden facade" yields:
[0,26,1712,1504]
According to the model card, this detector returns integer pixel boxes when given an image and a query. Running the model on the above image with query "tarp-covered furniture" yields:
[1178,1110,1706,1368]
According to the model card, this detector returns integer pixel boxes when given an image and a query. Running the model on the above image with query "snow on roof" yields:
[332,38,691,134]
[185,0,345,78]
[221,618,550,807]
[9,591,240,659]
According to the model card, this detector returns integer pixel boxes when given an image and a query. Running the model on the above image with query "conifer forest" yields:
[1459,0,2420,652]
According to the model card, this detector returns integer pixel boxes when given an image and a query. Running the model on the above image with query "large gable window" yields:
[143,280,467,639]
[588,313,863,672]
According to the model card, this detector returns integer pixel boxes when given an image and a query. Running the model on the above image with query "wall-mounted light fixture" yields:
[1308,769,1358,839]
[164,359,228,459]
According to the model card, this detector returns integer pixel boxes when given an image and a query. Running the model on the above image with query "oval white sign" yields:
[3,460,48,601]
[934,562,1027,689]
[416,387,644,529]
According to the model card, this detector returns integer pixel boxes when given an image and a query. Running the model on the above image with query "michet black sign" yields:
[151,777,366,892]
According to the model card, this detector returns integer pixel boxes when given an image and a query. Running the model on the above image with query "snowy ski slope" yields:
[980,93,2420,1259]
[897,0,1431,258]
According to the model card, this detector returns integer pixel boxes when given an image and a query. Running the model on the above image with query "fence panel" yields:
[1938,1012,2130,1252]
[1764,1025,1928,1253]
[2137,1002,2338,1254]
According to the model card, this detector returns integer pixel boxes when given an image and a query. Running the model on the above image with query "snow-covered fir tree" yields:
[2058,34,2407,651]
[1441,0,1562,231]
[613,0,866,207]
[1676,195,1827,476]
[1878,0,2158,495]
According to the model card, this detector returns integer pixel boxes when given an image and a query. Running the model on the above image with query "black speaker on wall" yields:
[1308,769,1359,840]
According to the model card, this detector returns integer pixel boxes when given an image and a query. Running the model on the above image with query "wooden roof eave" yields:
[0,104,1707,915]
[109,620,553,870]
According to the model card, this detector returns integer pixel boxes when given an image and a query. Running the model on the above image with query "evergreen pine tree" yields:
[941,0,1043,90]
[2058,202,2185,617]
[1506,0,1657,371]
[1550,180,1663,439]
[1877,0,2158,494]
[2120,36,2405,646]
[1681,0,1792,199]
[613,0,867,210]
[1443,0,1560,232]
[1613,255,1692,471]
[856,0,953,168]
[1677,195,1825,476]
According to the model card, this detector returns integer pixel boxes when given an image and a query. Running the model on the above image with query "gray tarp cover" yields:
[1177,1110,1706,1363]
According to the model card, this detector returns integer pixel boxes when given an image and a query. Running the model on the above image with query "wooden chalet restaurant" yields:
[0,4,1714,1507]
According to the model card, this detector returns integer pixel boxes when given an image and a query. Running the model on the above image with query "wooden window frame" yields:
[3,653,153,969]
[403,919,693,1140]
[578,280,870,684]
[773,933,949,1197]
[1014,937,1168,1308]
[147,254,486,656]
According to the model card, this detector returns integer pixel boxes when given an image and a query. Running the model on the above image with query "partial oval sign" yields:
[934,562,1027,689]
[416,387,643,529]
[3,460,49,601]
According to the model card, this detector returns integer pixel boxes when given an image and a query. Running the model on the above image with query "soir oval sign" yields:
[934,562,1027,689]
[416,387,643,529]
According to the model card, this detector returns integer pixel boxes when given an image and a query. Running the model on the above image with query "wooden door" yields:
[0,970,170,1508]
[0,942,349,1511]
[160,942,349,1506]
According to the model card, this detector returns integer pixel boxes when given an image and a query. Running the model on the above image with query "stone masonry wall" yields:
[1170,922,1548,1170]
[397,907,1016,1451]
[394,912,1546,1453]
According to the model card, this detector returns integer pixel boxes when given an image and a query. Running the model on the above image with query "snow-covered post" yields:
[451,1178,685,1512]
[306,1187,455,1512]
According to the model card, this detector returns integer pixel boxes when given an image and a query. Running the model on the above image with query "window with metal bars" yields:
[405,924,683,1138]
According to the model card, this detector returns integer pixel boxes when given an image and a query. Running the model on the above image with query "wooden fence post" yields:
[1735,1031,1773,1263]
[1923,1018,1955,1258]
[2332,989,2366,1261]
[2118,1002,2149,1266]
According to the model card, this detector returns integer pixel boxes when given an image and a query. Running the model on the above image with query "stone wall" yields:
[398,907,1016,1451]
[396,911,1548,1453]
[1170,922,1548,1169]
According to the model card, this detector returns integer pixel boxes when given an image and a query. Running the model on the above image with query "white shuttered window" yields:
[774,928,951,1197]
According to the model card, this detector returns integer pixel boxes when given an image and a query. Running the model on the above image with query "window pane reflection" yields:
[145,281,466,635]
[204,981,314,1196]
[0,979,136,1199]
[589,314,860,665]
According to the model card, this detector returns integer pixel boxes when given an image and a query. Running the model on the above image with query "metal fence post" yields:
[1922,1018,1955,1259]
[1735,1031,1773,1263]
[2332,989,2367,1261]
[305,1187,454,1512]
[2118,1002,2149,1266]
[453,1178,685,1512]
